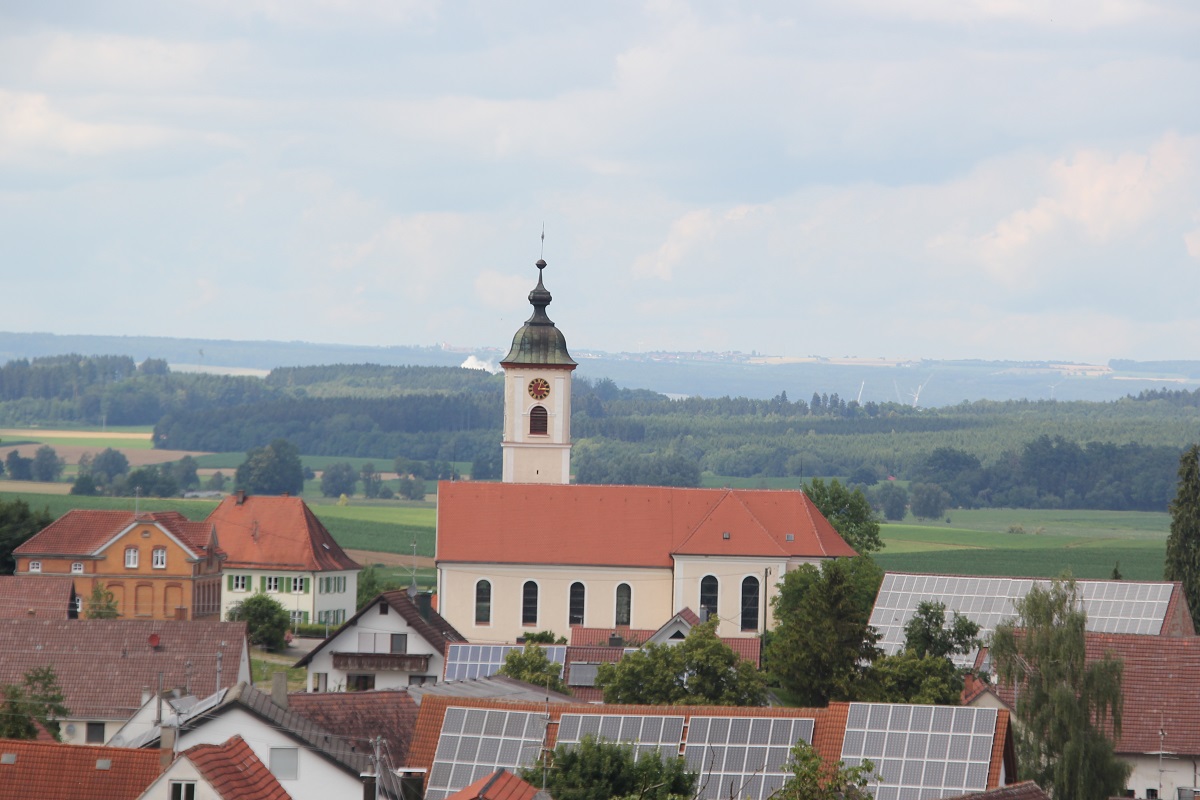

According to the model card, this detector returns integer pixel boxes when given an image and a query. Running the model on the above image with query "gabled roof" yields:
[448,768,545,800]
[408,674,581,706]
[0,618,248,719]
[570,626,655,647]
[204,494,360,572]
[943,782,1050,800]
[983,632,1200,757]
[294,590,466,668]
[180,735,291,800]
[0,575,77,619]
[0,739,162,800]
[437,483,855,568]
[287,689,418,767]
[15,510,216,559]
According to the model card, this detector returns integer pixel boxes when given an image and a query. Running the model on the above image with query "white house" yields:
[135,735,289,800]
[295,589,466,692]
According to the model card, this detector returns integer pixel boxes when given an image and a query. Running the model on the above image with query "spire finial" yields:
[540,223,545,259]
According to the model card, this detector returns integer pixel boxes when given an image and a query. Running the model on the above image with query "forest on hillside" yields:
[1,354,1198,510]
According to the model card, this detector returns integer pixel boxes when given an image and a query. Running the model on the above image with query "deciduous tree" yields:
[903,601,980,660]
[804,479,882,554]
[31,445,64,482]
[84,582,119,619]
[0,667,69,741]
[595,619,765,706]
[521,735,696,800]
[499,643,570,695]
[872,482,909,522]
[1165,444,1200,631]
[227,593,291,651]
[910,483,951,520]
[0,499,52,574]
[235,439,304,496]
[321,462,358,498]
[775,740,875,800]
[991,576,1129,800]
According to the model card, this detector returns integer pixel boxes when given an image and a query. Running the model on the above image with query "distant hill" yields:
[2,331,1197,407]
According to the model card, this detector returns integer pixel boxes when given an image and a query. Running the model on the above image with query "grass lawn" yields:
[875,509,1170,581]
[250,648,309,691]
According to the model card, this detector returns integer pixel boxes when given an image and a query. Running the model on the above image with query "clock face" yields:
[528,378,551,400]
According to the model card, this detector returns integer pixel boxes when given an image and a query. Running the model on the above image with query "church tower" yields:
[500,258,576,484]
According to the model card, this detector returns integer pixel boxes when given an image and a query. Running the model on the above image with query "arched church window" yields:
[615,583,632,626]
[741,576,760,632]
[569,582,585,626]
[700,575,718,621]
[475,580,491,625]
[529,405,549,435]
[522,581,538,626]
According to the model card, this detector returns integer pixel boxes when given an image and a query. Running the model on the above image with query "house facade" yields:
[13,510,223,621]
[436,260,856,643]
[205,493,360,627]
[296,590,466,692]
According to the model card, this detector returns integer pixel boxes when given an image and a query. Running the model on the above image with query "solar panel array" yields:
[841,704,997,800]
[443,644,567,681]
[567,663,600,687]
[870,574,1174,663]
[425,706,548,800]
[557,714,686,759]
[684,716,815,800]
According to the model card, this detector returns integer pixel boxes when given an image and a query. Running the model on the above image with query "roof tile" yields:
[0,739,161,800]
[183,735,291,800]
[0,575,77,620]
[205,495,360,572]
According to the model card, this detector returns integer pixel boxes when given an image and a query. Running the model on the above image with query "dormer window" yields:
[29,561,41,574]
[71,562,83,574]
[529,406,548,435]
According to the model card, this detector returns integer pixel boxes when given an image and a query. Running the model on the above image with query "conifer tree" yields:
[991,576,1129,800]
[1165,444,1200,631]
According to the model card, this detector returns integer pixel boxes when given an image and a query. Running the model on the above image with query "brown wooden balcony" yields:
[331,652,432,672]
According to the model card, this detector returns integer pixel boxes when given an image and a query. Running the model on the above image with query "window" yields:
[741,576,760,632]
[409,675,436,686]
[28,561,41,574]
[390,634,408,654]
[347,674,375,692]
[124,548,138,568]
[313,672,328,692]
[86,722,105,743]
[522,581,538,626]
[289,610,306,624]
[569,582,585,626]
[529,405,548,435]
[615,583,632,626]
[291,576,305,593]
[700,575,719,621]
[266,576,280,592]
[170,782,196,800]
[231,575,247,592]
[379,601,389,614]
[1147,791,1159,800]
[269,747,299,780]
[152,548,167,569]
[71,562,83,574]
[475,580,491,625]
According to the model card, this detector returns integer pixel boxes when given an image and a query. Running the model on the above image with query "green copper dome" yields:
[501,259,577,367]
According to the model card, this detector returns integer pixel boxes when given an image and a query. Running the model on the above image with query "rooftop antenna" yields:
[407,537,419,598]
[134,486,141,517]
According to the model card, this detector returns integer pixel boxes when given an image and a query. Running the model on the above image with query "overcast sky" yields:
[1,1,1197,363]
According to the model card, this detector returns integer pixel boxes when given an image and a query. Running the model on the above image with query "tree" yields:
[126,465,179,498]
[1165,444,1200,631]
[356,565,405,609]
[206,471,227,491]
[521,630,566,644]
[70,473,98,496]
[5,450,33,481]
[90,447,130,485]
[227,593,291,651]
[595,619,766,706]
[30,445,64,482]
[774,739,874,800]
[520,735,697,800]
[803,479,881,554]
[0,667,69,741]
[0,499,52,574]
[872,482,909,521]
[360,463,382,498]
[902,601,980,660]
[170,455,200,490]
[321,462,358,498]
[859,650,963,705]
[499,643,571,694]
[910,483,951,520]
[766,557,882,706]
[235,439,304,496]
[84,582,119,619]
[991,576,1130,800]
[397,475,427,500]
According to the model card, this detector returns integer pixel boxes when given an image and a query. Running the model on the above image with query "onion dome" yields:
[501,259,576,366]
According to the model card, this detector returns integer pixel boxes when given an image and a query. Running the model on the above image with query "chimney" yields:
[236,490,246,505]
[361,774,377,800]
[415,592,432,623]
[159,726,176,770]
[271,672,289,709]
[608,633,624,648]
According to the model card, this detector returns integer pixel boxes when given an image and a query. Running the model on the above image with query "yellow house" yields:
[14,510,223,620]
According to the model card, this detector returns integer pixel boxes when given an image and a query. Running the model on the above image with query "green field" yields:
[875,508,1170,580]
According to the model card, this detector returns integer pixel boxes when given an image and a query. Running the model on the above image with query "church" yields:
[435,259,856,644]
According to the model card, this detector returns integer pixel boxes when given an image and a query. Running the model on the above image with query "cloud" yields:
[0,90,170,163]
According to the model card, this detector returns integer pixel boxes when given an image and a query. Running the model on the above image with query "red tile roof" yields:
[15,510,215,559]
[437,484,855,567]
[0,575,77,620]
[183,735,291,800]
[205,495,360,572]
[0,738,162,800]
[0,619,248,719]
[945,781,1050,800]
[569,626,655,647]
[448,768,542,800]
[287,689,418,766]
[984,632,1200,757]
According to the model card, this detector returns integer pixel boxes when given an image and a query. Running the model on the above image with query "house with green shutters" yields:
[209,492,361,627]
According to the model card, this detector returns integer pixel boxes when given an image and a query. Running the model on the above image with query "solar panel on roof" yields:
[842,704,996,799]
[556,713,686,761]
[426,707,548,800]
[685,716,814,800]
[443,643,567,682]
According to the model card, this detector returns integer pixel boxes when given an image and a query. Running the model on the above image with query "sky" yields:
[1,1,1198,363]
